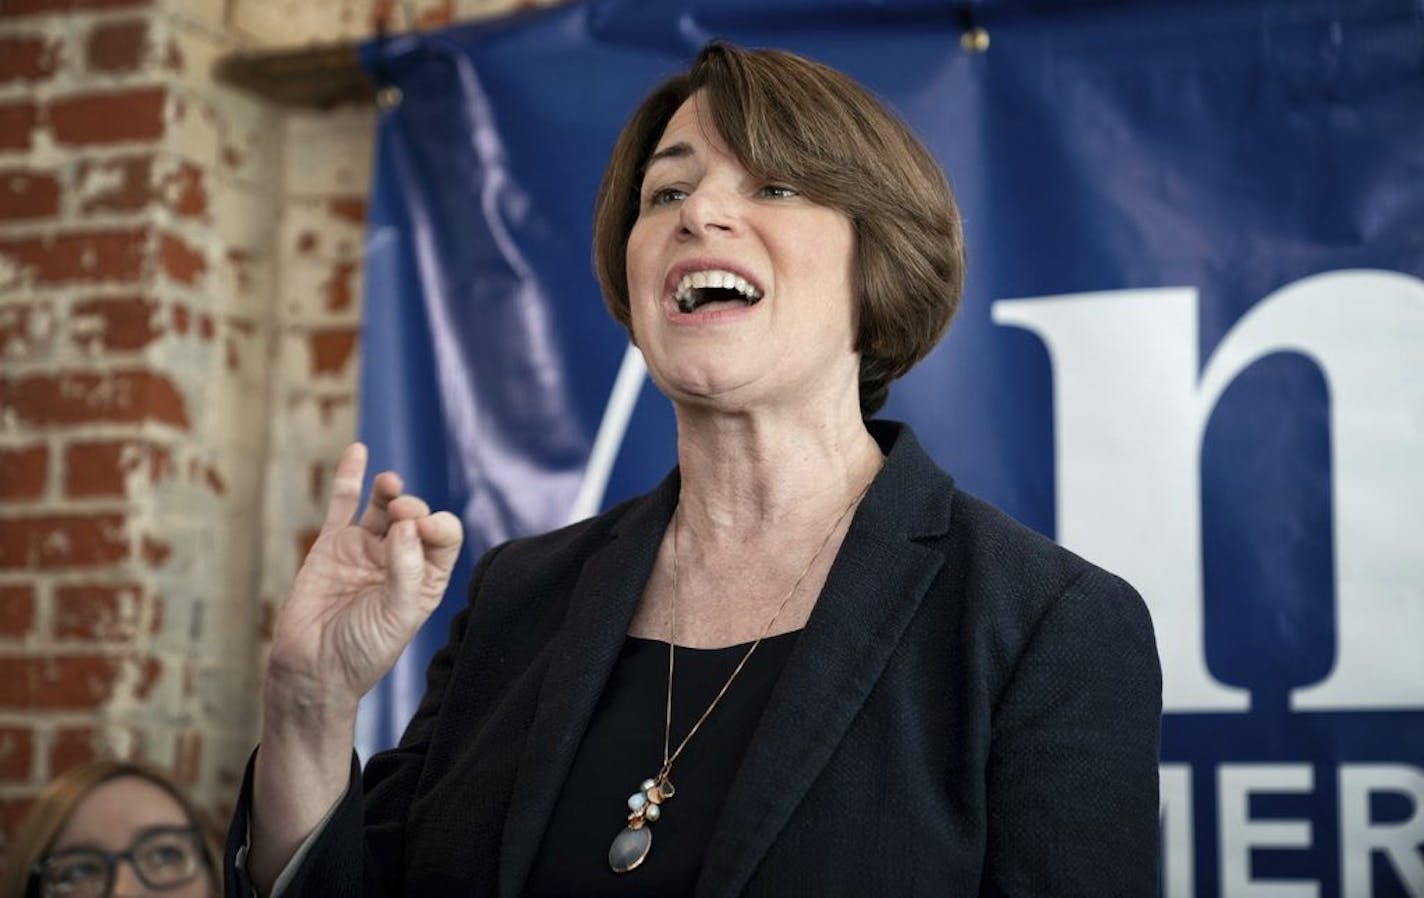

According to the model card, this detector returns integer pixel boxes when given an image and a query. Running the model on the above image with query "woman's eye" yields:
[148,845,186,866]
[759,184,799,199]
[646,187,686,207]
[49,858,104,885]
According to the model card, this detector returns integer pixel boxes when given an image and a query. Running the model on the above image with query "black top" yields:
[525,633,800,897]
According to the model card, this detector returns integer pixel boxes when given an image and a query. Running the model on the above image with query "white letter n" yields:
[992,270,1424,712]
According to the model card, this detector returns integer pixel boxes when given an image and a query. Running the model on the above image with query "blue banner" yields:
[357,1,1424,893]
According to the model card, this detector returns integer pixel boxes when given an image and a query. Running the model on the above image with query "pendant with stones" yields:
[608,776,675,873]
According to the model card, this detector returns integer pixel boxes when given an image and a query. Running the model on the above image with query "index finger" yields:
[320,442,369,534]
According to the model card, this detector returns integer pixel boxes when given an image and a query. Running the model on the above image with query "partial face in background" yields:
[38,775,214,898]
[624,92,860,415]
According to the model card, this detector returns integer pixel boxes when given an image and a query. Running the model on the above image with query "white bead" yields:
[645,803,661,822]
[641,778,657,792]
[628,791,647,812]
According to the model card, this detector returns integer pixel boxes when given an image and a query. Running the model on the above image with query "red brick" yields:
[1,0,148,15]
[309,328,359,375]
[327,197,366,224]
[77,155,153,214]
[140,535,170,567]
[86,20,146,73]
[162,38,183,73]
[415,0,453,29]
[0,169,61,221]
[0,35,58,84]
[0,656,123,709]
[322,260,358,311]
[49,726,96,773]
[296,527,320,561]
[0,795,36,851]
[133,655,160,698]
[0,726,34,780]
[173,729,201,785]
[226,250,254,292]
[0,513,129,569]
[50,87,166,146]
[258,599,276,640]
[0,301,53,359]
[70,295,162,352]
[0,584,37,637]
[64,440,130,497]
[158,232,204,285]
[54,582,143,639]
[0,101,39,151]
[159,160,206,217]
[0,229,148,286]
[0,446,47,500]
[0,370,189,429]
[308,461,324,502]
[150,446,172,481]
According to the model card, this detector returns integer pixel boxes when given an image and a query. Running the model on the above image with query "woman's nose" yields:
[678,184,738,237]
[109,858,146,897]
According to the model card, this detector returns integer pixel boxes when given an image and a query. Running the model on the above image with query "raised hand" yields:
[265,442,464,718]
[251,445,464,892]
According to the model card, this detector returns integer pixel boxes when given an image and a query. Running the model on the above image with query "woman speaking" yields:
[228,42,1162,897]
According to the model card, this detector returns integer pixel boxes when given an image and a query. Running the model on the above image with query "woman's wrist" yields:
[262,654,361,727]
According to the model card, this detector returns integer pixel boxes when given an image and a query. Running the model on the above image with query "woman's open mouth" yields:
[672,269,764,313]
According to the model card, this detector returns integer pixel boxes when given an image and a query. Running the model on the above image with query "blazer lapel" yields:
[694,424,956,898]
[497,473,679,898]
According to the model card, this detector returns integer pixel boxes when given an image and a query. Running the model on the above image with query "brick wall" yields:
[0,0,549,855]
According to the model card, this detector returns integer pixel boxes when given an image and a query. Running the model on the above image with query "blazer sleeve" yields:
[224,542,508,898]
[980,565,1163,897]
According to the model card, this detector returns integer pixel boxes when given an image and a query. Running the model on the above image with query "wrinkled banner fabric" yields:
[356,1,1424,893]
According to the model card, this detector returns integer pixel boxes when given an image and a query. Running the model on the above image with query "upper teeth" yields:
[674,269,763,305]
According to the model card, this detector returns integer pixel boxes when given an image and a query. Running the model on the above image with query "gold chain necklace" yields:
[608,478,875,873]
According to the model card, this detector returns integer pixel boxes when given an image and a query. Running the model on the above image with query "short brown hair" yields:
[593,42,965,415]
[0,760,221,898]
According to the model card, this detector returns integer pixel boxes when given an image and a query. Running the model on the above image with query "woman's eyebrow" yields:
[47,841,104,855]
[126,822,200,847]
[641,142,694,176]
[48,823,190,855]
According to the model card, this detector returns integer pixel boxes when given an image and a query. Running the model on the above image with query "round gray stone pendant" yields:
[609,825,653,872]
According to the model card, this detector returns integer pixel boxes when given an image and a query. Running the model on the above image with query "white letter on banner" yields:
[1339,764,1424,897]
[1219,764,1319,898]
[992,287,1245,712]
[992,270,1424,712]
[1160,764,1195,898]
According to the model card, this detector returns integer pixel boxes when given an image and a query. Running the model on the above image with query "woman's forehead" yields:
[648,93,733,168]
[51,775,190,850]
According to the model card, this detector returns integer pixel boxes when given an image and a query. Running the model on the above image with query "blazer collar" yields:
[694,420,954,897]
[497,421,954,898]
[497,466,679,898]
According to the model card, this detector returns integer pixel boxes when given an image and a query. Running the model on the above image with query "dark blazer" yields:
[227,422,1162,897]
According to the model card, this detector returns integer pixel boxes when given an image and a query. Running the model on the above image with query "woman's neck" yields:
[671,402,883,549]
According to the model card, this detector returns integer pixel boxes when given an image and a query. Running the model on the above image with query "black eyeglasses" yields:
[33,826,207,898]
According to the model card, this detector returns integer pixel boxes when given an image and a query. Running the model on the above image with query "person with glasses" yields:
[2,760,219,898]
